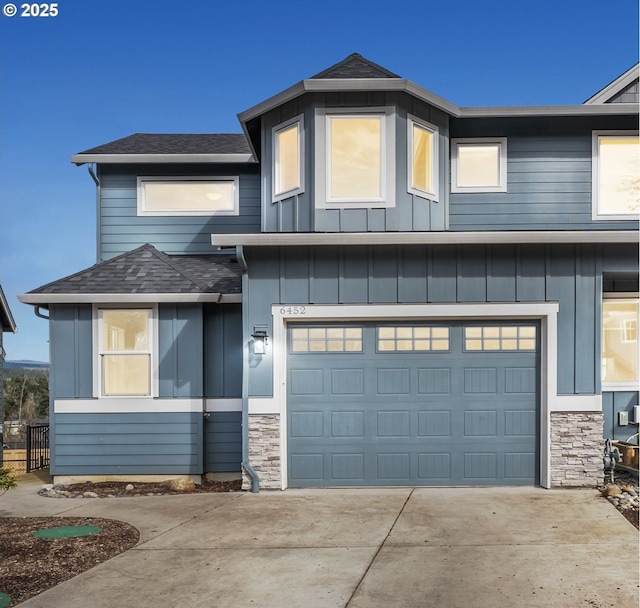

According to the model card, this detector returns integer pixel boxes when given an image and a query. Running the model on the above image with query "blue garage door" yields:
[287,321,539,487]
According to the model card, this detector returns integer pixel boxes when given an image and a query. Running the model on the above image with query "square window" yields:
[592,132,639,219]
[451,138,507,193]
[137,177,239,216]
[408,115,439,200]
[273,116,304,201]
[315,107,396,209]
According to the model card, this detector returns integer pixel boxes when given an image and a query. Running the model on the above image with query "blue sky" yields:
[0,0,638,362]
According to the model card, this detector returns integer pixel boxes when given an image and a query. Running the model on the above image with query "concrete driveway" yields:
[2,478,638,608]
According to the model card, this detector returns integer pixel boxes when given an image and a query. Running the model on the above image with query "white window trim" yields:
[92,304,159,399]
[137,176,240,216]
[407,114,439,201]
[601,292,639,391]
[591,130,639,221]
[450,137,507,193]
[272,114,304,202]
[314,106,396,209]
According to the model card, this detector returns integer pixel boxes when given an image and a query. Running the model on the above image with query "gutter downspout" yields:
[34,306,50,320]
[86,165,100,262]
[237,245,260,493]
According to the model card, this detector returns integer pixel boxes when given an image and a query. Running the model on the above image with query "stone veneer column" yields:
[242,414,281,490]
[550,412,604,487]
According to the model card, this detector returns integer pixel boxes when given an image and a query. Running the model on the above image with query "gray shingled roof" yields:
[310,53,400,79]
[76,133,251,156]
[27,244,241,296]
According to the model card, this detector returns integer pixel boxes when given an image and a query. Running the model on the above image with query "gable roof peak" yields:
[310,52,400,79]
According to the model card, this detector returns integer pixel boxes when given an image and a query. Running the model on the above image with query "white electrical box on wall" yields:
[633,405,640,425]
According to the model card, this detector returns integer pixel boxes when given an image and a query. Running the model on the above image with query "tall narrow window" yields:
[408,116,438,200]
[273,115,304,201]
[602,297,639,386]
[99,309,152,397]
[592,132,640,219]
[451,138,507,193]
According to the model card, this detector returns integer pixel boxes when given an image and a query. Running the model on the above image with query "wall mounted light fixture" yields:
[251,325,269,354]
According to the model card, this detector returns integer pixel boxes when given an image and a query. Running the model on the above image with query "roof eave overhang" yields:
[19,293,242,306]
[458,104,640,118]
[212,231,639,248]
[71,153,256,166]
[0,289,17,333]
[584,64,640,104]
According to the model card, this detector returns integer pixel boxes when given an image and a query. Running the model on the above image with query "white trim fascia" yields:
[205,398,242,412]
[459,104,639,117]
[550,394,603,412]
[218,294,242,303]
[585,64,639,104]
[451,137,508,194]
[248,397,280,415]
[602,382,640,392]
[212,230,638,248]
[19,293,225,305]
[54,398,203,414]
[267,302,561,490]
[71,153,255,165]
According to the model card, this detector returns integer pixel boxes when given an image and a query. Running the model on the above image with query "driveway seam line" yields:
[344,488,414,607]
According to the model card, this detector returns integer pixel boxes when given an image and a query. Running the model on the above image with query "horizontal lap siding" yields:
[205,411,241,472]
[98,165,261,259]
[246,244,638,397]
[52,412,203,475]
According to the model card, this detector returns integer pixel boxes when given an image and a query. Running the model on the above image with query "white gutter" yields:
[19,293,242,305]
[71,153,256,165]
[212,230,639,248]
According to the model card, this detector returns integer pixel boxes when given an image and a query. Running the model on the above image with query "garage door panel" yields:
[288,321,539,487]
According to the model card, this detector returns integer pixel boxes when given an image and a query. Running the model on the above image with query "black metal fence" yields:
[26,424,50,472]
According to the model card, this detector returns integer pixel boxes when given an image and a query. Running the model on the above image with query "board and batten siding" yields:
[261,92,448,233]
[602,391,640,441]
[449,116,639,231]
[97,165,261,260]
[49,303,242,475]
[244,243,638,398]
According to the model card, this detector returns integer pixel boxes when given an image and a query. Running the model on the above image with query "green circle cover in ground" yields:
[32,525,103,539]
[0,592,12,608]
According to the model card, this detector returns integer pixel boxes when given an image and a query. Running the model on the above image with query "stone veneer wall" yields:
[550,412,603,487]
[242,414,281,490]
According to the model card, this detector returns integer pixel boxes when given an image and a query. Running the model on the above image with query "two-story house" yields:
[1,283,18,465]
[20,54,639,490]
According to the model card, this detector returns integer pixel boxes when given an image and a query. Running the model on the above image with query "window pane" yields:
[603,299,639,383]
[412,124,433,193]
[276,123,300,195]
[103,310,149,351]
[103,354,150,396]
[143,181,235,213]
[457,143,500,187]
[330,117,381,199]
[598,137,640,214]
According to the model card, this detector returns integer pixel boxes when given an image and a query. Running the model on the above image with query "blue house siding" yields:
[244,243,636,398]
[51,412,203,475]
[204,303,242,398]
[603,392,640,441]
[261,92,448,234]
[449,116,639,231]
[98,165,261,260]
[205,411,241,473]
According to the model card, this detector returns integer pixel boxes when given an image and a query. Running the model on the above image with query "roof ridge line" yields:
[146,247,212,292]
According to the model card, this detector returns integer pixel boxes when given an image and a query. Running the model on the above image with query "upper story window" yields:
[451,138,507,193]
[315,107,396,208]
[273,115,304,201]
[592,131,639,220]
[408,115,439,200]
[97,307,156,397]
[137,176,239,216]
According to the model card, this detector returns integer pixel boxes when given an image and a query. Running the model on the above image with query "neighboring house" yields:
[1,283,18,464]
[19,54,639,490]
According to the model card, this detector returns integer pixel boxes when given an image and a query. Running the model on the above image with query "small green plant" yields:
[0,466,18,494]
